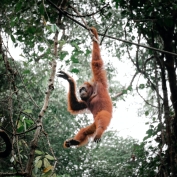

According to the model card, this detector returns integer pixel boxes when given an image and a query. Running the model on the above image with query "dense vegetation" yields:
[0,0,177,176]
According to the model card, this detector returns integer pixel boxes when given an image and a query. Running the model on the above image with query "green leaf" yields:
[39,4,45,15]
[133,143,140,149]
[127,86,132,91]
[122,89,127,94]
[143,136,149,141]
[17,125,24,133]
[34,166,38,174]
[143,129,154,141]
[145,111,149,116]
[27,26,36,34]
[23,119,27,131]
[23,70,30,74]
[42,170,52,177]
[45,154,55,160]
[51,24,57,33]
[35,156,42,163]
[71,41,80,50]
[60,51,69,60]
[23,109,32,114]
[38,46,45,52]
[11,35,16,43]
[10,17,17,27]
[71,68,79,73]
[85,49,91,56]
[35,150,44,155]
[115,1,119,9]
[146,129,153,136]
[25,119,34,125]
[71,55,79,63]
[139,84,145,89]
[15,1,22,12]
[43,158,50,168]
[36,159,42,168]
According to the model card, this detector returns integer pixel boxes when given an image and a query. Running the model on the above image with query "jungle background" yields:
[1,0,177,176]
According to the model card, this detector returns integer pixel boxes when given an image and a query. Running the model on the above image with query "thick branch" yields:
[25,17,58,177]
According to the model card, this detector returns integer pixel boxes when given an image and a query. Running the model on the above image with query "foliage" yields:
[1,0,177,176]
[113,0,177,176]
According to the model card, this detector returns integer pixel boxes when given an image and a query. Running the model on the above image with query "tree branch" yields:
[112,72,138,99]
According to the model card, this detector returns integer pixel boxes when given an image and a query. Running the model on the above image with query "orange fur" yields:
[63,27,112,148]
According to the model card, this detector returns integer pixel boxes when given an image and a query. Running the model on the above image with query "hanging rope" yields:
[46,0,177,57]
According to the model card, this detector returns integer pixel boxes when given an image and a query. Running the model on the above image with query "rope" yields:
[46,0,177,57]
